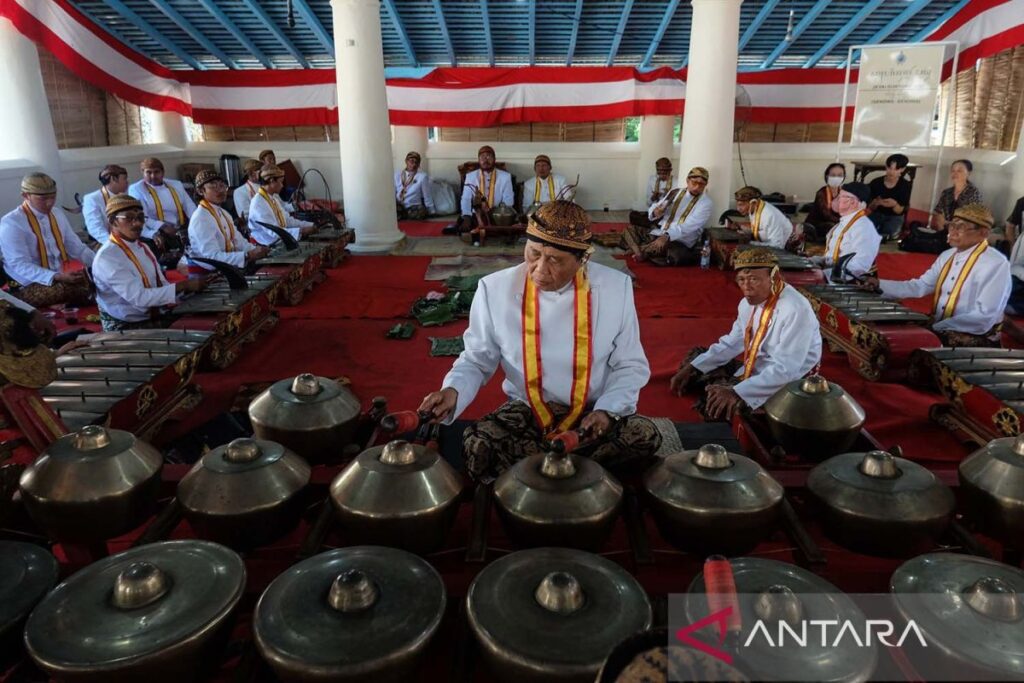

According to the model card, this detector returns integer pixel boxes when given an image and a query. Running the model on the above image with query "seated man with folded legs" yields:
[248,164,317,246]
[395,151,435,220]
[729,186,794,251]
[0,173,94,308]
[419,200,661,483]
[82,164,128,245]
[628,157,675,228]
[862,204,1010,348]
[525,154,566,213]
[189,170,268,274]
[92,195,207,331]
[624,167,713,266]
[457,145,515,223]
[670,248,822,421]
[810,182,881,282]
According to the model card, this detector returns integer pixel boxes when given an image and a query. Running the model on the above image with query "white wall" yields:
[1,140,1019,232]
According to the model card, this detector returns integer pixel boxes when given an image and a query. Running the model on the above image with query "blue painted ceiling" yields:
[66,0,969,72]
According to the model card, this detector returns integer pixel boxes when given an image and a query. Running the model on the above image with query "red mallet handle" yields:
[704,555,742,634]
[380,411,420,433]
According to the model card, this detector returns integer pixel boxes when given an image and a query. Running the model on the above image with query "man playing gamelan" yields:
[0,173,94,308]
[526,154,566,208]
[729,186,793,250]
[624,166,713,266]
[395,151,435,220]
[189,170,268,273]
[248,164,317,246]
[670,248,822,421]
[419,200,661,483]
[128,157,196,242]
[459,145,514,219]
[232,158,263,221]
[82,164,128,244]
[810,182,881,281]
[861,204,1010,348]
[92,194,207,332]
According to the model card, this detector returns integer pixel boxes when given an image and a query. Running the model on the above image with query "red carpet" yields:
[165,251,969,465]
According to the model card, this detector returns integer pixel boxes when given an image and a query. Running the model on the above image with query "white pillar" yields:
[678,0,743,219]
[0,19,62,192]
[392,125,429,170]
[332,0,403,252]
[637,115,676,208]
[146,109,188,148]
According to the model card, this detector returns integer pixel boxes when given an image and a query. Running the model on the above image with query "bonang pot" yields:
[763,375,866,459]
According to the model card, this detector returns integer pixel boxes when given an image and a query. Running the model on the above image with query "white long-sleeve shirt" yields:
[394,170,436,212]
[744,200,793,250]
[691,285,822,409]
[822,211,881,278]
[1010,233,1024,282]
[0,204,95,286]
[92,237,176,323]
[525,174,567,205]
[128,178,196,239]
[460,169,514,216]
[81,187,112,244]
[232,180,260,219]
[648,189,714,248]
[645,174,674,205]
[247,188,312,246]
[880,245,1011,335]
[188,201,254,270]
[442,262,650,422]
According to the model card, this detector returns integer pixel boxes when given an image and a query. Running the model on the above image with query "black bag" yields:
[899,222,947,254]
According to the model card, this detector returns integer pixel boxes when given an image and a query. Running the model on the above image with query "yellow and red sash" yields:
[109,233,161,289]
[655,175,672,198]
[522,269,592,433]
[399,170,416,201]
[828,209,867,263]
[21,203,69,270]
[246,181,258,198]
[750,199,766,241]
[101,187,111,205]
[200,200,235,252]
[534,176,556,203]
[144,183,186,225]
[258,188,287,227]
[932,241,988,321]
[476,170,497,207]
[741,279,785,380]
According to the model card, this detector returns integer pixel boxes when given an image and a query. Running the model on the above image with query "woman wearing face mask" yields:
[804,163,846,242]
[901,159,983,254]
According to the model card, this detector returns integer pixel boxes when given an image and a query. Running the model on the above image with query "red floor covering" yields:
[163,250,968,465]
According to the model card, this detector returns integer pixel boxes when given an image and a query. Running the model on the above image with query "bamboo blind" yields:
[39,48,108,149]
[201,125,336,142]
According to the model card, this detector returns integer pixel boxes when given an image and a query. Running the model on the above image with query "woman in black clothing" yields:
[868,153,912,240]
[804,162,846,242]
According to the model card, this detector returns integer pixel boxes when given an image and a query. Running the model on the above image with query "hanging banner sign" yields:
[851,44,946,147]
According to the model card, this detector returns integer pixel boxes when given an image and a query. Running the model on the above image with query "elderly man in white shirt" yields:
[395,151,435,220]
[0,173,94,309]
[459,145,514,218]
[92,194,206,331]
[729,186,793,251]
[671,248,822,420]
[524,154,566,210]
[419,200,661,483]
[624,166,713,266]
[127,157,196,242]
[248,164,317,246]
[863,203,1010,348]
[232,158,263,221]
[81,164,129,244]
[628,157,675,228]
[188,170,268,274]
[811,182,881,281]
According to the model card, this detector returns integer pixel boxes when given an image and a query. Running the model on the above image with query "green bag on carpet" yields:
[410,290,474,327]
[429,336,465,356]
[386,323,415,339]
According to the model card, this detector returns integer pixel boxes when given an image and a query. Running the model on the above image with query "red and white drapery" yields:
[2,0,1023,128]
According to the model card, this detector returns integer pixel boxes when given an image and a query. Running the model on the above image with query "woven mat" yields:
[423,247,634,280]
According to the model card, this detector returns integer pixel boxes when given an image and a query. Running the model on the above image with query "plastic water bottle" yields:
[699,239,711,270]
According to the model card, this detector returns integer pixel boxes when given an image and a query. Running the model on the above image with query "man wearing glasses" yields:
[0,173,94,308]
[188,170,268,274]
[91,194,207,331]
[625,166,713,266]
[861,204,1010,348]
